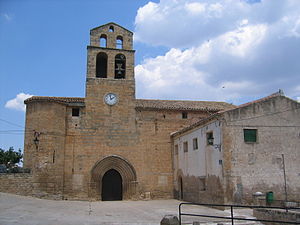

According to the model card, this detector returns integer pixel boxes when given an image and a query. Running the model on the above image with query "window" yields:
[115,54,126,79]
[244,129,257,143]
[182,112,188,119]
[174,144,178,155]
[206,132,214,145]
[72,108,80,117]
[116,36,123,49]
[53,150,56,163]
[99,34,107,47]
[193,138,198,150]
[96,52,108,78]
[183,141,188,152]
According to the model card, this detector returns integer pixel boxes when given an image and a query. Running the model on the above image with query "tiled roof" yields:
[24,96,234,112]
[216,90,284,114]
[24,96,85,104]
[171,90,287,137]
[170,113,219,138]
[235,90,283,109]
[135,99,234,112]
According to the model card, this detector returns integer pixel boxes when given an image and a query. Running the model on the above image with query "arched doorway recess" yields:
[102,169,122,201]
[90,155,137,200]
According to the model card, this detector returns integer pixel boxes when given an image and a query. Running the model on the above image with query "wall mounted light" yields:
[207,137,214,145]
[214,144,222,151]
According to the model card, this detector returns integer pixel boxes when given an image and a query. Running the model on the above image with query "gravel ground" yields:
[0,192,260,225]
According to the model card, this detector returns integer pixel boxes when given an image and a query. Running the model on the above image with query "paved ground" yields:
[0,192,261,225]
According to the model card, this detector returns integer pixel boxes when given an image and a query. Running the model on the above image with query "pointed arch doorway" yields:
[90,155,137,201]
[102,169,122,201]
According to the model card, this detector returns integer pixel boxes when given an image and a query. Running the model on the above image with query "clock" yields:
[104,93,118,106]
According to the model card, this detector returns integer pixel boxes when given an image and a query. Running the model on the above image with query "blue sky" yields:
[1,0,300,151]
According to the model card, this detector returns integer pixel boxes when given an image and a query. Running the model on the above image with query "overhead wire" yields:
[0,118,24,128]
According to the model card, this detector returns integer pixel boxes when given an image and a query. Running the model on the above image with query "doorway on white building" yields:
[179,177,183,200]
[101,169,122,201]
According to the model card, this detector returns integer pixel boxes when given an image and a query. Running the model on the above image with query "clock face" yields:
[104,93,118,106]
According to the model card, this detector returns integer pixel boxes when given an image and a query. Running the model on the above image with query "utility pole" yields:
[282,154,288,206]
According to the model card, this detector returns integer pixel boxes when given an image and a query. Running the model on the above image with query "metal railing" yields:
[179,202,300,225]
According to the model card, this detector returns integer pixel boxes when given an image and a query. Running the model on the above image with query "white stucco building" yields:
[172,91,300,204]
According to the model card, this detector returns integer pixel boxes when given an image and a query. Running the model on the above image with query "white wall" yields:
[173,120,223,179]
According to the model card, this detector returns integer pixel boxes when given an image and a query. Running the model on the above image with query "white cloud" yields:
[185,2,206,15]
[134,0,300,103]
[5,93,33,112]
[1,13,13,21]
[217,24,267,57]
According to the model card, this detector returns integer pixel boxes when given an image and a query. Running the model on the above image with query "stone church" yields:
[23,22,234,200]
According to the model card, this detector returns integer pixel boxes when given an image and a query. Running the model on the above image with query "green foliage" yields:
[0,147,23,167]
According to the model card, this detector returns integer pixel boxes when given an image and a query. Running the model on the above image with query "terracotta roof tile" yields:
[171,90,287,137]
[24,96,235,112]
[236,90,283,109]
[171,113,219,137]
[135,99,234,111]
[217,90,284,114]
[24,96,85,104]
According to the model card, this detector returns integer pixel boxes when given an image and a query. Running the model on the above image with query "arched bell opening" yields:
[116,36,123,49]
[96,52,107,78]
[114,54,126,79]
[99,34,107,48]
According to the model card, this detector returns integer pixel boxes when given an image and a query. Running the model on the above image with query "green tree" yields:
[0,147,23,167]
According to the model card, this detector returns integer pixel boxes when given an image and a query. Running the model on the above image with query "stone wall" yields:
[22,22,231,201]
[0,173,33,196]
[253,208,300,225]
[223,96,300,204]
[23,101,66,200]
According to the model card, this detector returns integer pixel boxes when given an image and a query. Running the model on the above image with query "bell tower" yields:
[84,22,137,146]
[86,22,135,82]
[85,22,136,107]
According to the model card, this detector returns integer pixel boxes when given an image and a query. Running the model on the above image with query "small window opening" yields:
[115,54,126,79]
[219,160,223,165]
[183,141,188,152]
[193,138,198,150]
[206,132,214,145]
[116,36,123,49]
[53,150,56,163]
[182,112,188,119]
[109,26,114,32]
[174,144,178,155]
[100,34,107,47]
[72,108,80,117]
[244,129,257,143]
